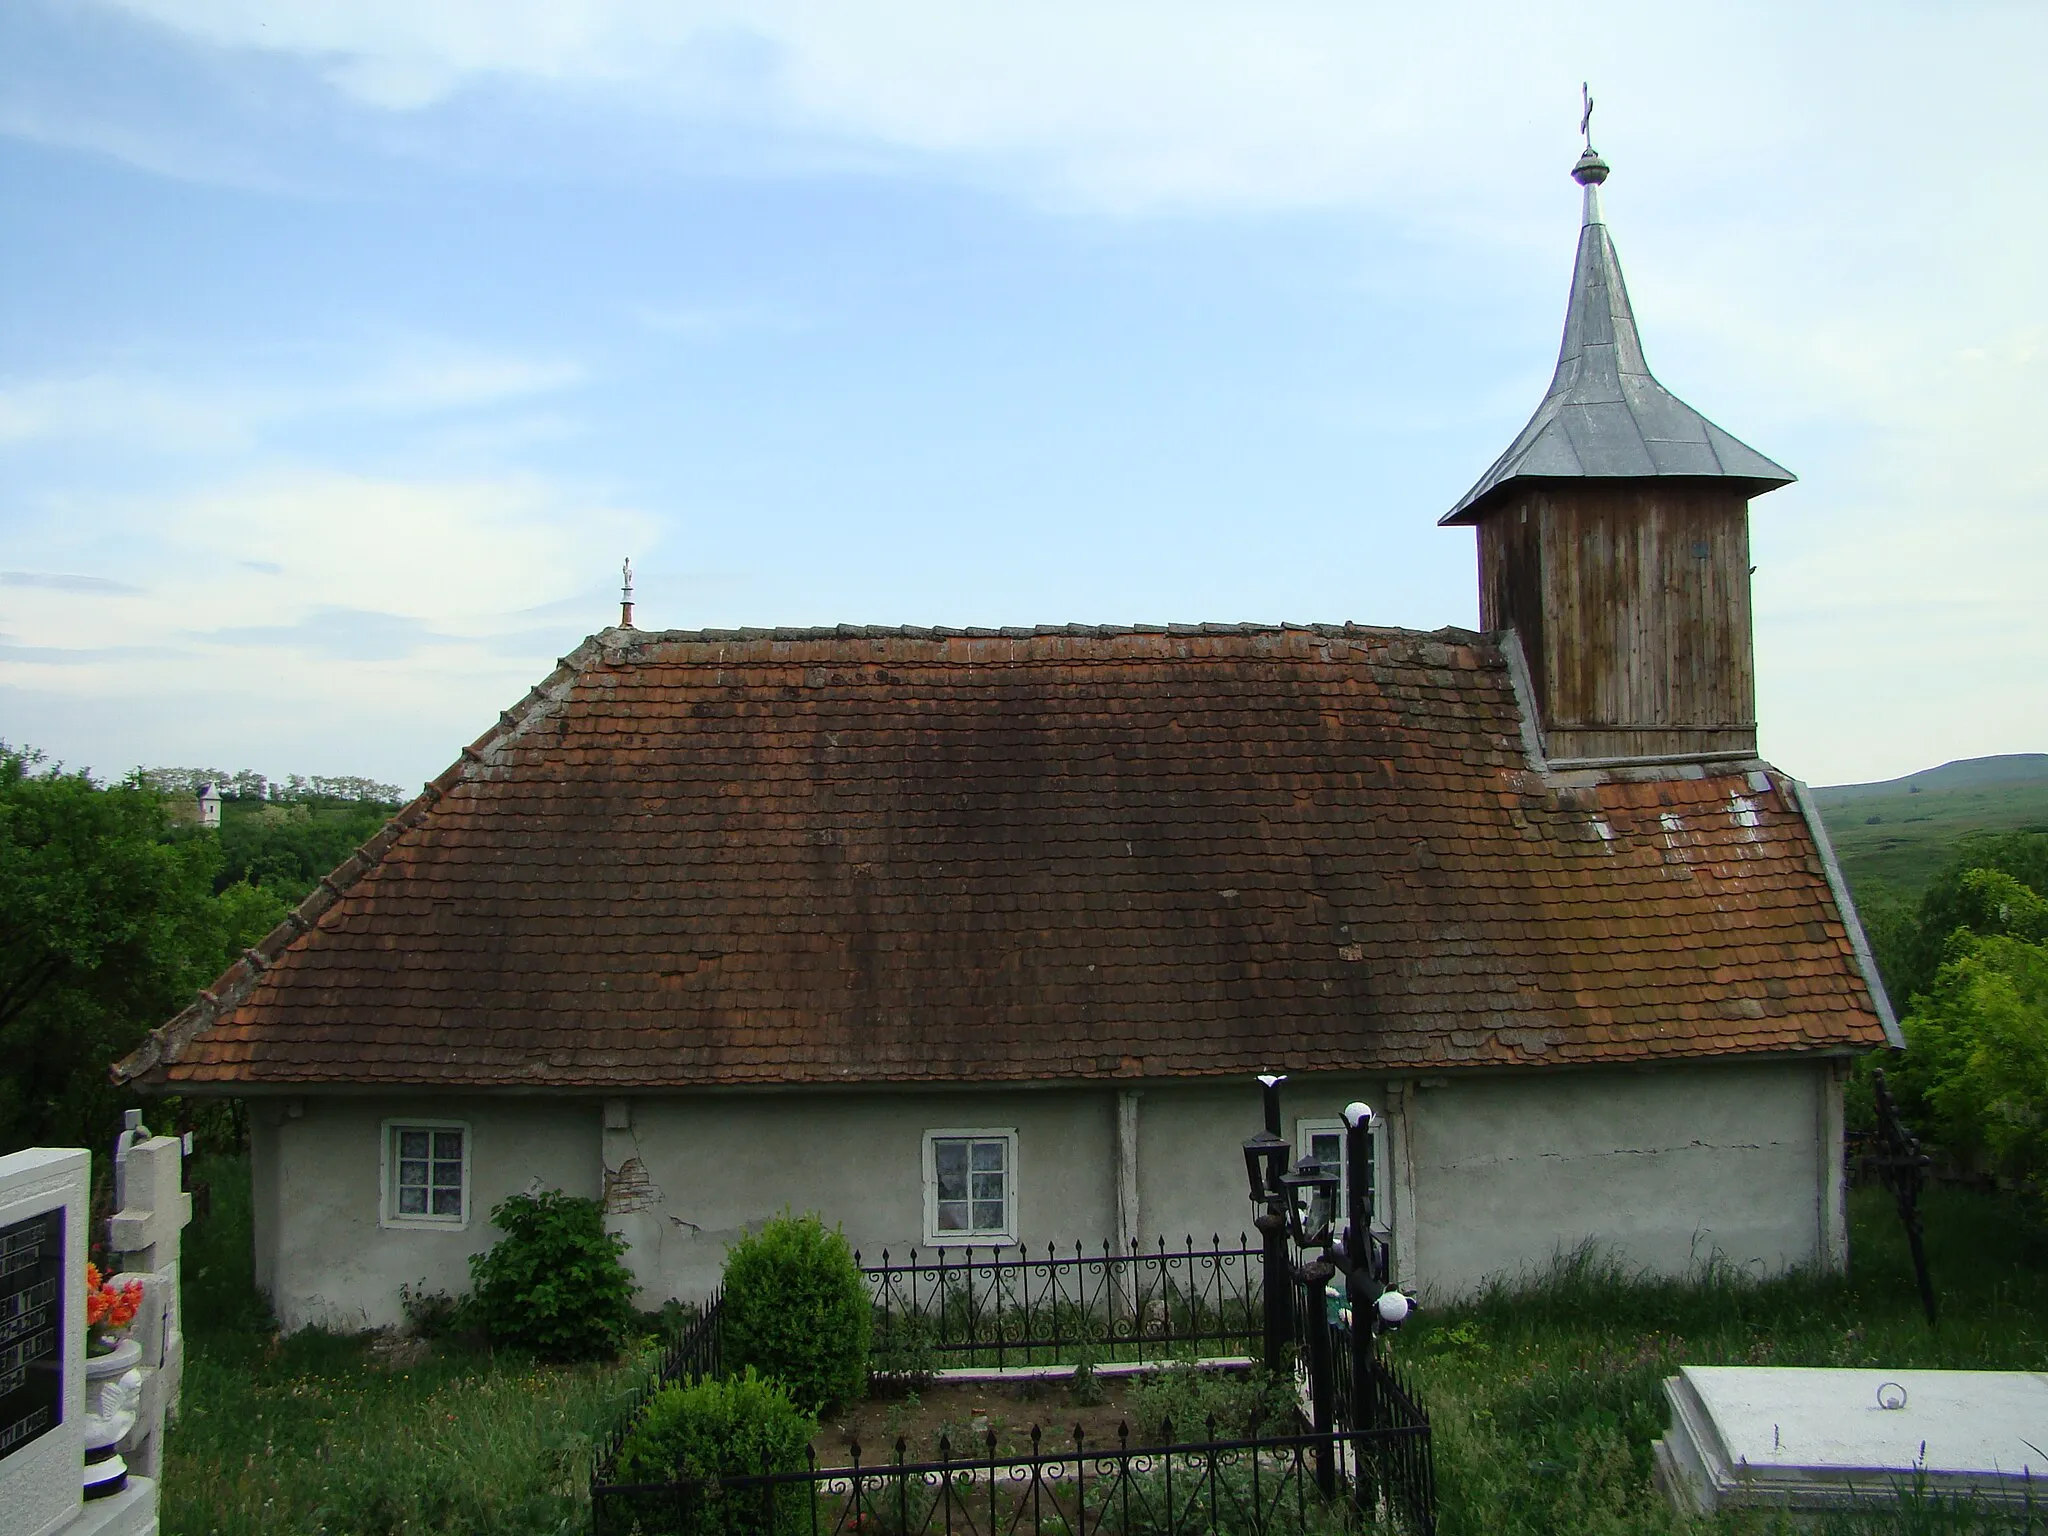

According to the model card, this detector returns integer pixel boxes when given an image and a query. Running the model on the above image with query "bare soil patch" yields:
[815,1376,1176,1468]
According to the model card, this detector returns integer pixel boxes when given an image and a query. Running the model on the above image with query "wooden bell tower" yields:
[1442,134,1793,767]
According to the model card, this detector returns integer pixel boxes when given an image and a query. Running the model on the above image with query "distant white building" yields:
[196,784,222,830]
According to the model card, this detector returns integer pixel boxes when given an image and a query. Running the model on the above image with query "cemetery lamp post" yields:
[1241,1072,1293,1373]
[1279,1152,1342,1497]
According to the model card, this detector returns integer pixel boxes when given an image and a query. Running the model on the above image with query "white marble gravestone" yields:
[1656,1365,2048,1517]
[0,1147,163,1536]
[103,1131,189,1484]
[1,1148,88,1536]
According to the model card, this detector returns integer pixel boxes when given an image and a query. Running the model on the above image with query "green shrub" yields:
[615,1369,817,1536]
[618,1368,817,1481]
[1129,1363,1297,1440]
[468,1189,635,1361]
[722,1212,870,1411]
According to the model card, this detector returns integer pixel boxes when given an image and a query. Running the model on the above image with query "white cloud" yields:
[0,342,585,451]
[0,373,266,451]
[81,3,2039,226]
[0,467,656,781]
[352,353,587,413]
[17,2,2048,785]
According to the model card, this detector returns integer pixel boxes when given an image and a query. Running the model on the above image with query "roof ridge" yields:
[112,634,610,1086]
[605,620,1480,646]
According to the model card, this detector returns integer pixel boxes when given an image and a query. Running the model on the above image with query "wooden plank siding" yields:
[1477,482,1756,762]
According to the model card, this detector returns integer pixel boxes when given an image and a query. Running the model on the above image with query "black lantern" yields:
[1279,1155,1339,1249]
[1242,1130,1290,1205]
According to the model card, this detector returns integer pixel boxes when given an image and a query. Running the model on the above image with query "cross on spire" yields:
[1580,82,1595,150]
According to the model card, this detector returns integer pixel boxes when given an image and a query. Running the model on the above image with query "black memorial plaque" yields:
[0,1208,64,1461]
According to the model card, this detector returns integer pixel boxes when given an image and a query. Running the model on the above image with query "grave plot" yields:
[1655,1364,2048,1518]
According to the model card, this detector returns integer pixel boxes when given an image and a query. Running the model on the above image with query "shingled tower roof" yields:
[1441,146,1795,526]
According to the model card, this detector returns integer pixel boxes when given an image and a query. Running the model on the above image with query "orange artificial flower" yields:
[84,1262,145,1332]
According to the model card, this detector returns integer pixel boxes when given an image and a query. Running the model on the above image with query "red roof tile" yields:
[119,623,1886,1089]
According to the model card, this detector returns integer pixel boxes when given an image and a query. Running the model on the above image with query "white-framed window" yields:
[922,1128,1018,1245]
[380,1119,471,1229]
[1295,1115,1392,1237]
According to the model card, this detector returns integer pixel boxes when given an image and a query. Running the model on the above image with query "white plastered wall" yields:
[261,1095,601,1332]
[1401,1057,1845,1298]
[252,1058,1844,1330]
[609,1088,1120,1303]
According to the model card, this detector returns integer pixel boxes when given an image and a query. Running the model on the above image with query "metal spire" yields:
[1439,96,1793,526]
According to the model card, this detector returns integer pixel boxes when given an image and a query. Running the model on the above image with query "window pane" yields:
[972,1200,1006,1232]
[433,1131,463,1160]
[934,1140,967,1176]
[398,1130,429,1160]
[970,1140,1005,1172]
[1310,1132,1341,1168]
[937,1168,967,1201]
[432,1159,462,1189]
[937,1199,969,1232]
[971,1171,1004,1202]
[397,1186,427,1215]
[398,1159,428,1188]
[431,1187,462,1217]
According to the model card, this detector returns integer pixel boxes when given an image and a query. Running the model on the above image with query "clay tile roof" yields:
[117,623,1887,1091]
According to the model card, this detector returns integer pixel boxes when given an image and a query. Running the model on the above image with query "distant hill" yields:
[1813,754,2048,802]
[1812,754,2048,897]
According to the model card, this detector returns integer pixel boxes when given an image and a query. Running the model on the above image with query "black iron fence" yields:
[1287,1273,1434,1536]
[862,1237,1263,1375]
[592,1413,1432,1536]
[593,1292,726,1483]
[588,1245,1433,1535]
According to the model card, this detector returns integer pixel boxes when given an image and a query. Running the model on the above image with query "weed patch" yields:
[1401,1185,2048,1536]
[163,1155,655,1536]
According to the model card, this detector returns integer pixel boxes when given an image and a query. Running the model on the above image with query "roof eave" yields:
[1438,469,1797,527]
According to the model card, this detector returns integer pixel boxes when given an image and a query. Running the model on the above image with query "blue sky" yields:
[2,1,2043,791]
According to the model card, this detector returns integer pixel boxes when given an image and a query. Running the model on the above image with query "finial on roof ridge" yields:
[620,557,635,630]
[1573,82,1609,221]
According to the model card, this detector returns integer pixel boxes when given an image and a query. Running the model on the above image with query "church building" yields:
[118,141,1893,1332]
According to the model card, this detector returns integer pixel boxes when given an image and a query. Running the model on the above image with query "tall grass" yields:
[1398,1185,2048,1536]
[164,1159,2046,1536]
[165,1154,659,1536]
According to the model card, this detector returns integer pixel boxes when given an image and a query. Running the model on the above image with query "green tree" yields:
[209,798,396,904]
[1869,831,2048,1005]
[0,746,285,1155]
[1896,931,2048,1207]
